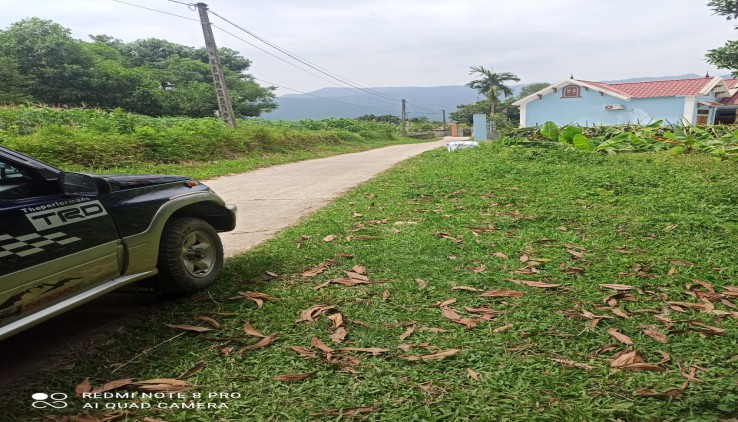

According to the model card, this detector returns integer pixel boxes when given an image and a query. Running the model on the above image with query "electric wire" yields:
[111,0,441,117]
[207,9,403,105]
[111,0,200,22]
[252,77,397,111]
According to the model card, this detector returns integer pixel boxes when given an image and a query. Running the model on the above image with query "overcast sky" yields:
[1,0,736,96]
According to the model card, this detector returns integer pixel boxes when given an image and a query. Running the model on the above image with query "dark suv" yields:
[0,146,236,340]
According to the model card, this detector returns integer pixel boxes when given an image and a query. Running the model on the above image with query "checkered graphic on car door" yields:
[0,232,81,258]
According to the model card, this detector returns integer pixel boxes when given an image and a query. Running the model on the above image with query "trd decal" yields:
[0,232,81,259]
[24,200,107,231]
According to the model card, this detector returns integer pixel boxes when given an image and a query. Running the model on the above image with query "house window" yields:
[562,85,581,98]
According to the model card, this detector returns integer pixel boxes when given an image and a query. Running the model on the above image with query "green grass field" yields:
[6,143,738,421]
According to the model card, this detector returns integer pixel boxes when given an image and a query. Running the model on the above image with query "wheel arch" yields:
[120,192,236,275]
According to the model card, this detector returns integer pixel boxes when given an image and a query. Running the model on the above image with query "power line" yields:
[111,0,440,114]
[252,77,397,111]
[111,0,200,22]
[210,24,368,94]
[207,8,403,105]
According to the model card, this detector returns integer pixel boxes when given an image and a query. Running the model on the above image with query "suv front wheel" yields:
[157,217,224,294]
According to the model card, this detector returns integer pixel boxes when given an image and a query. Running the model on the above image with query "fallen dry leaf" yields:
[509,279,561,288]
[272,371,317,382]
[331,327,348,344]
[472,265,486,273]
[492,252,509,259]
[441,307,476,329]
[436,298,457,308]
[479,290,524,298]
[239,334,277,353]
[195,316,220,328]
[452,286,482,292]
[688,321,725,335]
[75,378,92,396]
[328,313,344,329]
[238,291,279,308]
[351,265,367,274]
[310,337,334,353]
[399,326,415,341]
[599,284,634,291]
[344,271,369,281]
[220,347,235,356]
[289,346,318,359]
[642,327,668,344]
[177,360,206,380]
[165,324,211,333]
[132,378,192,392]
[399,349,460,361]
[314,278,369,290]
[464,306,502,316]
[243,321,266,338]
[301,260,332,277]
[383,290,390,301]
[323,234,337,242]
[467,368,480,381]
[298,305,338,322]
[634,388,683,398]
[418,327,447,333]
[493,323,513,333]
[415,279,427,288]
[608,328,634,345]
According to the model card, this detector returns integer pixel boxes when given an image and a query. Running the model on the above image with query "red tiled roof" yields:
[578,77,715,99]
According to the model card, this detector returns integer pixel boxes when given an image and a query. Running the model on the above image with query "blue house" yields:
[512,76,738,127]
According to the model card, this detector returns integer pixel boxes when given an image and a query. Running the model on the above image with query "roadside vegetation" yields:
[6,142,737,421]
[0,106,429,180]
[504,121,738,159]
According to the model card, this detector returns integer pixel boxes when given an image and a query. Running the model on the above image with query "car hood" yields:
[102,174,193,190]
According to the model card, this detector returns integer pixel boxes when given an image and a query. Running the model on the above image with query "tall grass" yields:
[0,106,403,168]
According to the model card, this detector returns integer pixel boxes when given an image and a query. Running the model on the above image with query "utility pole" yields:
[401,99,407,136]
[196,3,237,128]
[442,109,446,134]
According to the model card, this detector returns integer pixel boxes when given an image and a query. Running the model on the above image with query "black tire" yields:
[157,217,224,295]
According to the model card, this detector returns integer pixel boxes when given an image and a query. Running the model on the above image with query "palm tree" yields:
[466,66,520,132]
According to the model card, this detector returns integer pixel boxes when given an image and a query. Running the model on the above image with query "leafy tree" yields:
[465,66,520,132]
[518,82,551,99]
[0,19,275,117]
[706,1,738,74]
[707,0,738,20]
[357,114,402,124]
[0,57,33,104]
[0,18,95,104]
[450,98,517,130]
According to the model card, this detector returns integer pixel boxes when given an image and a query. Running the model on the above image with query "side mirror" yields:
[60,172,100,196]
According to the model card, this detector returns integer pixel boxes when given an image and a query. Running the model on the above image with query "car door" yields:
[0,154,121,329]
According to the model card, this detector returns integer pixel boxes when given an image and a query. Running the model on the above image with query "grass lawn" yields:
[7,143,738,421]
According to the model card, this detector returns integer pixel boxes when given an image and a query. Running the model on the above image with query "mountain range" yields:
[261,74,727,121]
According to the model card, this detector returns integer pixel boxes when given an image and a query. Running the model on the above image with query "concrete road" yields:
[0,137,464,389]
[207,137,458,257]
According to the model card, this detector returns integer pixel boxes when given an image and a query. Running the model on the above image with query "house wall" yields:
[523,87,688,126]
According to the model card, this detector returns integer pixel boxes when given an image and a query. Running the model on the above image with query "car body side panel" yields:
[0,242,120,327]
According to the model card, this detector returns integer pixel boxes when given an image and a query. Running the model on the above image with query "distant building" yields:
[512,76,738,127]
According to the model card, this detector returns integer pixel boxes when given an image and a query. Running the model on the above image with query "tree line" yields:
[0,18,276,117]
